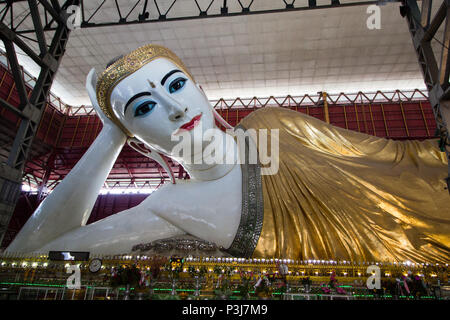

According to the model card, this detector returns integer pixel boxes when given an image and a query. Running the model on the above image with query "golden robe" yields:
[232,107,450,263]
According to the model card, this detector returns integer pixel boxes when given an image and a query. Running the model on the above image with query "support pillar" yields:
[402,0,450,192]
[0,0,79,246]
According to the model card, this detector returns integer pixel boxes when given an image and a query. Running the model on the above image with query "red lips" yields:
[179,114,202,131]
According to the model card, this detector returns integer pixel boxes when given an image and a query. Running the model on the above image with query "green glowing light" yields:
[0,282,65,288]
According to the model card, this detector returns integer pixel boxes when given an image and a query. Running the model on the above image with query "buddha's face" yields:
[110,58,215,157]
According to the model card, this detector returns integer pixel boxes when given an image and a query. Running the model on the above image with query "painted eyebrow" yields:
[124,91,152,113]
[160,69,183,86]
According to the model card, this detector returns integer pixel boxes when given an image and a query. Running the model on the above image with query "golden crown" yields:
[96,44,193,136]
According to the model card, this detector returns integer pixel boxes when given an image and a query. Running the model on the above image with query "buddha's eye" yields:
[134,101,156,117]
[169,77,187,93]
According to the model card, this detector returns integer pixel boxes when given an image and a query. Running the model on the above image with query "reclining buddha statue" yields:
[6,44,450,263]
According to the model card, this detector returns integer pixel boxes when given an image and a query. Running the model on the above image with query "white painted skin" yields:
[6,58,242,254]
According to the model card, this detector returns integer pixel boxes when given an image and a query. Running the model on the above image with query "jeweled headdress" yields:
[96,44,194,136]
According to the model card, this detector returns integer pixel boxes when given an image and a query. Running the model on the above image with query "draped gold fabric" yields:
[239,107,450,263]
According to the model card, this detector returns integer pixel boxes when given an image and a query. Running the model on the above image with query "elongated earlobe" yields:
[197,83,205,94]
[213,108,234,129]
[196,83,233,129]
[127,137,176,184]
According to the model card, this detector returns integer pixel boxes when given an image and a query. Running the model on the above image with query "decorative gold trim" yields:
[225,124,264,258]
[96,44,194,136]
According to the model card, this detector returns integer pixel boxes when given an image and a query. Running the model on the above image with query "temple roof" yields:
[0,0,442,110]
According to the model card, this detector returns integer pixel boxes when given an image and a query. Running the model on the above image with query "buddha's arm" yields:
[35,201,185,254]
[148,165,243,249]
[21,167,240,254]
[6,124,127,253]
